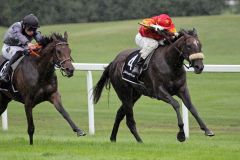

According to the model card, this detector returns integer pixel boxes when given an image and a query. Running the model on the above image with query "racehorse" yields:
[93,29,214,142]
[0,32,85,145]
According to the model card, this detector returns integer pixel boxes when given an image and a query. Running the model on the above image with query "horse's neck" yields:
[37,45,55,77]
[164,41,184,69]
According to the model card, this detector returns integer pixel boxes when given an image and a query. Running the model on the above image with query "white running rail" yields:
[2,64,240,137]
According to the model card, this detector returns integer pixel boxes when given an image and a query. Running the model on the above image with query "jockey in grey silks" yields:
[1,14,43,82]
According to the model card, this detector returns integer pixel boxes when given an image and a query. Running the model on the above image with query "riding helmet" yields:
[22,14,39,28]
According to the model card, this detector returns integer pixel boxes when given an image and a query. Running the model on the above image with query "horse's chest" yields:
[35,82,57,100]
[165,78,185,94]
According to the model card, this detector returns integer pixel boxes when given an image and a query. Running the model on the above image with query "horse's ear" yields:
[177,29,186,38]
[52,34,57,41]
[64,31,68,41]
[181,29,188,37]
[192,28,198,37]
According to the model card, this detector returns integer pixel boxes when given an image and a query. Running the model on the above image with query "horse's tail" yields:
[93,62,112,104]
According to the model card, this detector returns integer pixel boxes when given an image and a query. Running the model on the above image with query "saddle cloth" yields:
[121,50,153,85]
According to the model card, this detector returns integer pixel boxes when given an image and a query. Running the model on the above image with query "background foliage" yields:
[0,0,228,26]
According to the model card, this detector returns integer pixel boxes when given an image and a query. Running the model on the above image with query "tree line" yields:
[0,0,229,26]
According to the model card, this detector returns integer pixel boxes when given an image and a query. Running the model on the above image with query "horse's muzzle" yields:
[193,63,204,74]
[65,68,74,77]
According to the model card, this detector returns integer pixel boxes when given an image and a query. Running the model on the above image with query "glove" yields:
[22,49,30,56]
[22,43,35,56]
[151,25,165,31]
[174,32,179,37]
[28,43,36,50]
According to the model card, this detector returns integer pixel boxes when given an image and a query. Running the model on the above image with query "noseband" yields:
[54,42,72,76]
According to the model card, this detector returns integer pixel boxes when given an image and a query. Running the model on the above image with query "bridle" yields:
[54,41,73,76]
[158,30,204,69]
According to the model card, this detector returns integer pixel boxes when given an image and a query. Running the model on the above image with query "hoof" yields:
[205,130,215,137]
[177,131,186,142]
[137,140,143,143]
[110,137,116,142]
[77,131,86,136]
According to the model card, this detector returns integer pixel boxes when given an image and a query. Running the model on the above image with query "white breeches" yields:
[2,44,24,60]
[135,33,159,59]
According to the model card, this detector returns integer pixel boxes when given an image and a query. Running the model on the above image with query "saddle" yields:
[0,55,24,100]
[122,50,153,85]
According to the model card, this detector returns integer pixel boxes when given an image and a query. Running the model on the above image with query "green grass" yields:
[0,15,240,160]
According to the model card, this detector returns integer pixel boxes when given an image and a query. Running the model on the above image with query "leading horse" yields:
[93,29,214,142]
[0,32,85,145]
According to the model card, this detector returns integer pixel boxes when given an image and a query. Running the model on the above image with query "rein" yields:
[158,30,193,68]
[54,42,72,76]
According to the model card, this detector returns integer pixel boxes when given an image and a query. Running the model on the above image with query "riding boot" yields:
[132,57,145,76]
[0,51,23,82]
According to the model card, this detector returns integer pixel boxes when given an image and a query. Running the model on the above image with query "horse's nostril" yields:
[194,65,200,70]
[194,65,204,73]
[66,68,74,74]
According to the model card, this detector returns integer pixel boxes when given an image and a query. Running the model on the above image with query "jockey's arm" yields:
[150,24,165,31]
[12,23,30,46]
[34,31,43,43]
[140,18,155,28]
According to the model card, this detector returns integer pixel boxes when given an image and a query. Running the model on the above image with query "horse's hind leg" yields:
[177,88,214,136]
[110,105,125,142]
[111,86,142,142]
[125,99,143,143]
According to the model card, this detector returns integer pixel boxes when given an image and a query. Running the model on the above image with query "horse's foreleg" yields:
[157,86,185,142]
[177,88,214,136]
[110,105,125,142]
[49,91,86,136]
[24,102,35,145]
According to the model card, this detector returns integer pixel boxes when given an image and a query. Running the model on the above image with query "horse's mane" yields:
[39,33,67,47]
[164,28,198,45]
[178,28,198,37]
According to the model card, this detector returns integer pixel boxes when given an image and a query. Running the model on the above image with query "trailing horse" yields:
[93,29,214,142]
[0,32,85,145]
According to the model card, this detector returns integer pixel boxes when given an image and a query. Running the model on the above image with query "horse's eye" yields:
[186,45,191,50]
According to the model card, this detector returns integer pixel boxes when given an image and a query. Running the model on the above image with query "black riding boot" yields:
[132,57,145,76]
[0,51,23,82]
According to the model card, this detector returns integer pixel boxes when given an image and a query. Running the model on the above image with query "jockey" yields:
[0,14,43,82]
[132,14,178,76]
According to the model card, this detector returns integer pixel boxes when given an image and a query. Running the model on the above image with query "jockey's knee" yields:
[140,42,158,59]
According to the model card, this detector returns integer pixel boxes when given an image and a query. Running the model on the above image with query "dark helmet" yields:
[22,14,39,28]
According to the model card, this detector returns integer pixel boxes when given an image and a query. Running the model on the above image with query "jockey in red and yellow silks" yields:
[132,14,178,76]
[139,14,177,40]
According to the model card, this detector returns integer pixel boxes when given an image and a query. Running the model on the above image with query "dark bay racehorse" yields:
[0,32,85,145]
[93,29,214,142]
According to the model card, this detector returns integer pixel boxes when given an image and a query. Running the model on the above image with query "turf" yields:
[0,15,240,160]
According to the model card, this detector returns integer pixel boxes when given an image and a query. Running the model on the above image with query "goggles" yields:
[26,27,37,32]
